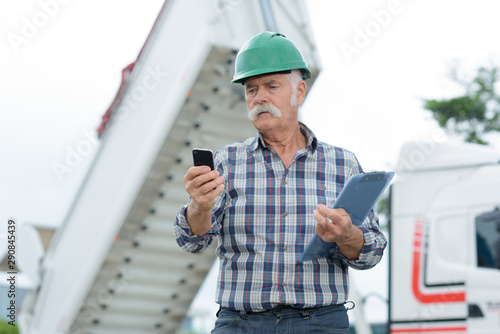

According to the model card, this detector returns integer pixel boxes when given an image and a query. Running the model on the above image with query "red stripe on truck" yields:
[391,326,467,333]
[412,218,466,303]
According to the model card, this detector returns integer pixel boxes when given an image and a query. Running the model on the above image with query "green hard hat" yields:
[232,31,312,84]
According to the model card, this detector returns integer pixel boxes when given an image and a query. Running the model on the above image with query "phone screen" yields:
[192,148,215,170]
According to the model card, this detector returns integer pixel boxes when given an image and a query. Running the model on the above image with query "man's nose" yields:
[254,88,270,104]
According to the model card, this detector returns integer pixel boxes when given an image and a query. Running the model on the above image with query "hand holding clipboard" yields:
[300,171,395,262]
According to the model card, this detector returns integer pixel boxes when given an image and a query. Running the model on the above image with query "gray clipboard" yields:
[299,171,395,262]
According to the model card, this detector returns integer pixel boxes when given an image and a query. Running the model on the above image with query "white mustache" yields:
[248,103,282,121]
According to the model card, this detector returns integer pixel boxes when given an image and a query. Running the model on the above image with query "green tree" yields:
[0,320,19,334]
[423,65,500,145]
[376,194,389,230]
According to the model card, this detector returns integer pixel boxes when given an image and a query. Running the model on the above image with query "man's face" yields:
[244,73,305,133]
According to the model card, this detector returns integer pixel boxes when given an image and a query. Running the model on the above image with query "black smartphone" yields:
[192,148,215,170]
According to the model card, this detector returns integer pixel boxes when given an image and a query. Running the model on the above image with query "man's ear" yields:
[296,80,307,106]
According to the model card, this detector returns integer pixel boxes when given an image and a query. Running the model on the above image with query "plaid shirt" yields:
[174,122,387,312]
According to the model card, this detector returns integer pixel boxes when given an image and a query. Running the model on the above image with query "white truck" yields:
[389,140,500,333]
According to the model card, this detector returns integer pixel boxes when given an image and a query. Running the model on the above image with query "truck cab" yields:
[389,140,500,333]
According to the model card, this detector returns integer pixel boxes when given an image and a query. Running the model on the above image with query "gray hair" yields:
[288,69,303,107]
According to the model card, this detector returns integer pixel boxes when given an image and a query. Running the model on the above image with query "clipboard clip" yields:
[363,171,387,182]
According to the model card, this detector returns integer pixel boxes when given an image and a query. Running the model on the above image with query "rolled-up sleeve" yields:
[173,203,219,253]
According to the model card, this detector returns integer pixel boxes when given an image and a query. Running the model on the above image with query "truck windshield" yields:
[476,207,500,270]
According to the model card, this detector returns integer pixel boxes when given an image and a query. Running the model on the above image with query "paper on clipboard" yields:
[299,171,395,262]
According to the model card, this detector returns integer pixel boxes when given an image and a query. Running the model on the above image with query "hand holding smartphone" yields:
[186,148,220,236]
[192,148,215,170]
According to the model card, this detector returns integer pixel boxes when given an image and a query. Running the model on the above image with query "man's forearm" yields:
[185,203,213,236]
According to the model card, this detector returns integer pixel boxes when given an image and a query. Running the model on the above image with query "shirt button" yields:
[283,212,288,217]
[281,282,286,287]
[284,180,288,185]
[323,186,327,190]
[283,246,287,251]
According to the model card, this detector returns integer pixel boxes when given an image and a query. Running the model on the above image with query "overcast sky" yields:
[1,0,500,329]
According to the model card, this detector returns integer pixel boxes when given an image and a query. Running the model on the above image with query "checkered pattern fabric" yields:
[174,123,387,312]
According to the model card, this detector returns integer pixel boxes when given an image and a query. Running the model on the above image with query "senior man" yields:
[174,32,387,333]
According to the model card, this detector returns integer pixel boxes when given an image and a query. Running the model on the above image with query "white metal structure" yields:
[389,140,500,333]
[18,1,320,333]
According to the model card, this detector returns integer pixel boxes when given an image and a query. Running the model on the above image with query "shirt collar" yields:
[251,122,318,154]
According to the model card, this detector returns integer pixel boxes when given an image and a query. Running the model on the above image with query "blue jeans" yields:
[211,304,349,334]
